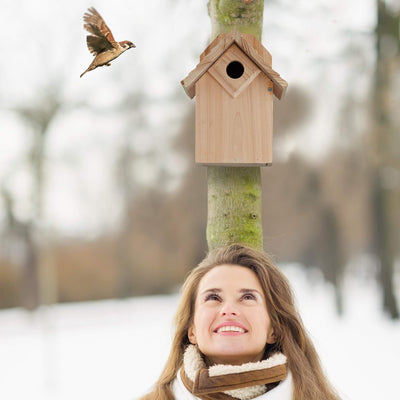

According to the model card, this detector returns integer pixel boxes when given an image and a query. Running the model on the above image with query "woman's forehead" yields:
[197,264,263,292]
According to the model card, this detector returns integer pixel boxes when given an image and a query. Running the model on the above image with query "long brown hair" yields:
[141,244,340,400]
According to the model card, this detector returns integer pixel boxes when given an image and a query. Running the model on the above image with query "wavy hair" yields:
[141,244,340,400]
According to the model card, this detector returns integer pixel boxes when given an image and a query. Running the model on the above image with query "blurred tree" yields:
[119,109,208,295]
[206,0,265,250]
[13,86,62,308]
[114,91,147,298]
[16,89,60,217]
[262,155,346,314]
[369,0,399,318]
[0,187,37,309]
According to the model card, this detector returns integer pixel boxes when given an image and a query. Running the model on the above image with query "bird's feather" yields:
[83,7,117,52]
[86,35,113,55]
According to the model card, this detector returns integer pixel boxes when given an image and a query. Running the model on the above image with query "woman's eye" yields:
[205,293,221,302]
[242,293,256,301]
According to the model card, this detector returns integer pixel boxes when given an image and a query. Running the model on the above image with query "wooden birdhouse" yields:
[181,30,288,166]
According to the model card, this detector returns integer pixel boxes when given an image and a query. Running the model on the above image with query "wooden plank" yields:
[195,72,273,165]
[242,33,272,65]
[234,34,287,99]
[200,33,233,61]
[182,35,235,98]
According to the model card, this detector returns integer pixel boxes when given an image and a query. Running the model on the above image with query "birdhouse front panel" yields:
[195,67,273,165]
[208,44,260,98]
[181,30,287,166]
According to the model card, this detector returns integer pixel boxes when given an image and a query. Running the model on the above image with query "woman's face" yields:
[188,264,275,365]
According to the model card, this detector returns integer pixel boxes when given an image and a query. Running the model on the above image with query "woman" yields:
[141,244,340,400]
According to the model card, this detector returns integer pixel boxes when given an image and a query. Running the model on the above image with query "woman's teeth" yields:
[217,326,245,333]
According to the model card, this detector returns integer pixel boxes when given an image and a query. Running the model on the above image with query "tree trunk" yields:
[206,0,265,251]
[208,0,264,40]
[371,0,399,318]
[17,90,61,308]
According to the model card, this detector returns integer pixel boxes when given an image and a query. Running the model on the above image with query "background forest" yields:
[0,0,399,321]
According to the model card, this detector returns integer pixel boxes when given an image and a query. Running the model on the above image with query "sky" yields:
[0,0,378,235]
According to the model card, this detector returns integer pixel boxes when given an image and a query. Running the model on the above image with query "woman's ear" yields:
[266,329,276,344]
[188,325,197,344]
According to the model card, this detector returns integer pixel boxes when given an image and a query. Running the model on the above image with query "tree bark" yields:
[206,0,265,251]
[208,0,264,40]
[371,0,399,318]
[207,167,263,250]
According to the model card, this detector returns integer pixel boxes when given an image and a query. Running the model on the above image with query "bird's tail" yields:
[80,69,89,78]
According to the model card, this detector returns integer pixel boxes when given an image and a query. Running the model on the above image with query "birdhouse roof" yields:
[181,30,288,100]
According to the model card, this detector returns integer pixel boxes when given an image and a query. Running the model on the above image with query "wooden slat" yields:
[241,33,272,65]
[195,72,273,165]
[234,33,287,99]
[182,35,235,98]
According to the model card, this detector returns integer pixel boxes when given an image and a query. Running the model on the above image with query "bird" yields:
[80,7,135,78]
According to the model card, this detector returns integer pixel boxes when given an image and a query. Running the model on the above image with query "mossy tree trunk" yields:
[206,0,265,251]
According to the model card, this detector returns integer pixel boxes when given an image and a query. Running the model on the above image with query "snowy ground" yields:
[0,265,399,400]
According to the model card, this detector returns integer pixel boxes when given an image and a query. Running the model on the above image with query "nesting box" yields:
[181,30,287,166]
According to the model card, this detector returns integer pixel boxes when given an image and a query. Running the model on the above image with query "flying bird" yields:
[80,7,135,78]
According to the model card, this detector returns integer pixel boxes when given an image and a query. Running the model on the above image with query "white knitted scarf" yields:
[183,345,287,400]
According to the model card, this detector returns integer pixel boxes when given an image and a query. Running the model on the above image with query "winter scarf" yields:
[177,345,288,400]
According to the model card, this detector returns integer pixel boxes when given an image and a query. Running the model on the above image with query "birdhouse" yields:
[181,30,287,166]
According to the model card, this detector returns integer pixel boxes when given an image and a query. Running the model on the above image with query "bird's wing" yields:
[83,7,118,54]
[86,36,112,56]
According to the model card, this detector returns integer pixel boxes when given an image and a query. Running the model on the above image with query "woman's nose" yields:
[220,302,239,316]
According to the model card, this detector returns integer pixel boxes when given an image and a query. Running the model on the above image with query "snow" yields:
[0,265,399,400]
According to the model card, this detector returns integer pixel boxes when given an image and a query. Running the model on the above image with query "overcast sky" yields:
[0,0,377,235]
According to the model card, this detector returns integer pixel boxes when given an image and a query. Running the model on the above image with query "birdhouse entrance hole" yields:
[226,61,244,79]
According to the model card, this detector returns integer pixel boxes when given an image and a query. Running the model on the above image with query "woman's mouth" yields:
[214,324,248,334]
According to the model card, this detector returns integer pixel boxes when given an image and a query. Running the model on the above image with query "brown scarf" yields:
[180,345,287,400]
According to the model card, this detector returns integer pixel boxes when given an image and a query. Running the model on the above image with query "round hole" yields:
[226,61,244,79]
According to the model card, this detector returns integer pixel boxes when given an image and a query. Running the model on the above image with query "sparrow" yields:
[80,7,135,78]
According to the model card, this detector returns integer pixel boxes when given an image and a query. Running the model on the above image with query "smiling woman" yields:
[140,244,341,400]
[187,265,275,366]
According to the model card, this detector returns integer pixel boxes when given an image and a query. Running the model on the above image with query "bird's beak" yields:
[131,43,136,48]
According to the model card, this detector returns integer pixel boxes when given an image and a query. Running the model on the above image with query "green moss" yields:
[209,0,264,39]
[207,167,263,251]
